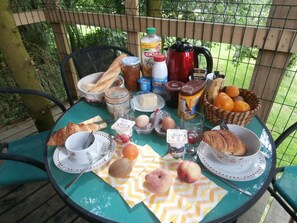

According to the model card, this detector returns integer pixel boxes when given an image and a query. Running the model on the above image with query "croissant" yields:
[201,129,247,156]
[47,122,103,146]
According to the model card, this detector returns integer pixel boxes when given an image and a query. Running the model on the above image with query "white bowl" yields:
[208,124,260,165]
[77,72,124,105]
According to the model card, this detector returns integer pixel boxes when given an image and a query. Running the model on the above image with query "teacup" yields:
[65,131,103,165]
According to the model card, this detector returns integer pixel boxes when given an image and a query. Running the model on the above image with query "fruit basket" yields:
[203,89,261,126]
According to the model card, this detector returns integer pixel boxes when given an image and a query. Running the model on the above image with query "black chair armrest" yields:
[0,88,66,112]
[0,153,45,171]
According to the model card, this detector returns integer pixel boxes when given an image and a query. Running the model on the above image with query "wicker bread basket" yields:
[203,89,261,126]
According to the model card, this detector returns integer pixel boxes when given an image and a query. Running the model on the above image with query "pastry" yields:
[47,122,102,146]
[144,168,173,194]
[201,129,247,156]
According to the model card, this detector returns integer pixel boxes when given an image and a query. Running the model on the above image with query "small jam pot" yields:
[111,118,135,144]
[138,77,151,92]
[105,87,130,117]
[165,81,184,108]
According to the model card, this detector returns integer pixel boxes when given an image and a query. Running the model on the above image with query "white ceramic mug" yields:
[65,131,103,165]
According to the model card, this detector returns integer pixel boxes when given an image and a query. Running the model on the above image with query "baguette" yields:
[47,122,103,146]
[89,54,127,93]
[201,129,247,156]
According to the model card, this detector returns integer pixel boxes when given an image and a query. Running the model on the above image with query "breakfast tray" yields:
[93,143,227,223]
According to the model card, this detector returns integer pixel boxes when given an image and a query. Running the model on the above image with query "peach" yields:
[144,168,173,194]
[177,160,201,183]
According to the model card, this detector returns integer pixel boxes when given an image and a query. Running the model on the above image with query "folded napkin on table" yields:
[93,143,227,223]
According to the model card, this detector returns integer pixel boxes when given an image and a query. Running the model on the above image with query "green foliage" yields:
[69,27,127,51]
[61,0,125,14]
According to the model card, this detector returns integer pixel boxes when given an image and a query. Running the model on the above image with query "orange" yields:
[226,85,240,97]
[122,143,139,160]
[232,101,251,112]
[213,92,234,111]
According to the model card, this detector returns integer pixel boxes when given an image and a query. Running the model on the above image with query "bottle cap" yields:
[153,54,166,62]
[146,27,156,34]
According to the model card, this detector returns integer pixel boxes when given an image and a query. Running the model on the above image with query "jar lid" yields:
[180,79,205,96]
[105,87,130,104]
[121,56,140,66]
[153,54,166,62]
[165,81,184,92]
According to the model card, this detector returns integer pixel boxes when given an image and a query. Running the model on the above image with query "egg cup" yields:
[155,124,167,137]
[135,123,154,134]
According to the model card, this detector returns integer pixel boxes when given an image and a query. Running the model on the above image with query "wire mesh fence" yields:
[0,0,296,166]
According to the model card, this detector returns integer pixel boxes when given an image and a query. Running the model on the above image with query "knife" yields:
[201,166,253,197]
[93,118,114,125]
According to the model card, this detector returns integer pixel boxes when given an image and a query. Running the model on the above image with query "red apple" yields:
[177,160,201,183]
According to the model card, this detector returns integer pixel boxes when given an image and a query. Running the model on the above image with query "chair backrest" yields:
[60,45,134,105]
[274,121,297,167]
[275,122,297,149]
[0,88,66,113]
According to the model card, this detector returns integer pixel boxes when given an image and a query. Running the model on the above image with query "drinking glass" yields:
[180,112,204,159]
[114,107,135,121]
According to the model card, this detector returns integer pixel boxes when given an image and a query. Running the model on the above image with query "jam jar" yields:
[105,87,130,117]
[165,81,184,108]
[178,79,205,119]
[121,56,140,92]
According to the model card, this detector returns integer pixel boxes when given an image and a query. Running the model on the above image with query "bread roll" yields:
[89,54,127,93]
[201,129,247,156]
[47,122,103,146]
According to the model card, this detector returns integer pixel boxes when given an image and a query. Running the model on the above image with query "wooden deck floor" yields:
[0,104,294,223]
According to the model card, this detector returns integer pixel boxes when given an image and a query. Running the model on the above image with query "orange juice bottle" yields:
[140,27,161,78]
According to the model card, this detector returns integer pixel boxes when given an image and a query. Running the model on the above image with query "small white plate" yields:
[53,131,116,174]
[198,142,266,181]
[131,93,165,112]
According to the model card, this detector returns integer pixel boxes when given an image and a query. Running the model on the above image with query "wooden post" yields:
[44,0,78,101]
[125,0,140,56]
[250,0,297,122]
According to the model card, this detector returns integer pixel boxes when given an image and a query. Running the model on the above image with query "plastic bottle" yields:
[152,54,168,95]
[140,27,161,78]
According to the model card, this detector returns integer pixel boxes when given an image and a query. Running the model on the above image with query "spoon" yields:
[64,140,110,190]
[82,131,95,149]
[220,119,229,130]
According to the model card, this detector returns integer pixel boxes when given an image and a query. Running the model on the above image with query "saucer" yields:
[53,131,116,173]
[131,94,165,112]
[198,143,266,181]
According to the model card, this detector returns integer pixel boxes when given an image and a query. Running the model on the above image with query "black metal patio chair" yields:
[60,45,134,105]
[0,88,66,185]
[267,121,297,222]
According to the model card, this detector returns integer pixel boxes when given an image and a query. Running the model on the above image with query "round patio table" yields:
[45,100,276,223]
